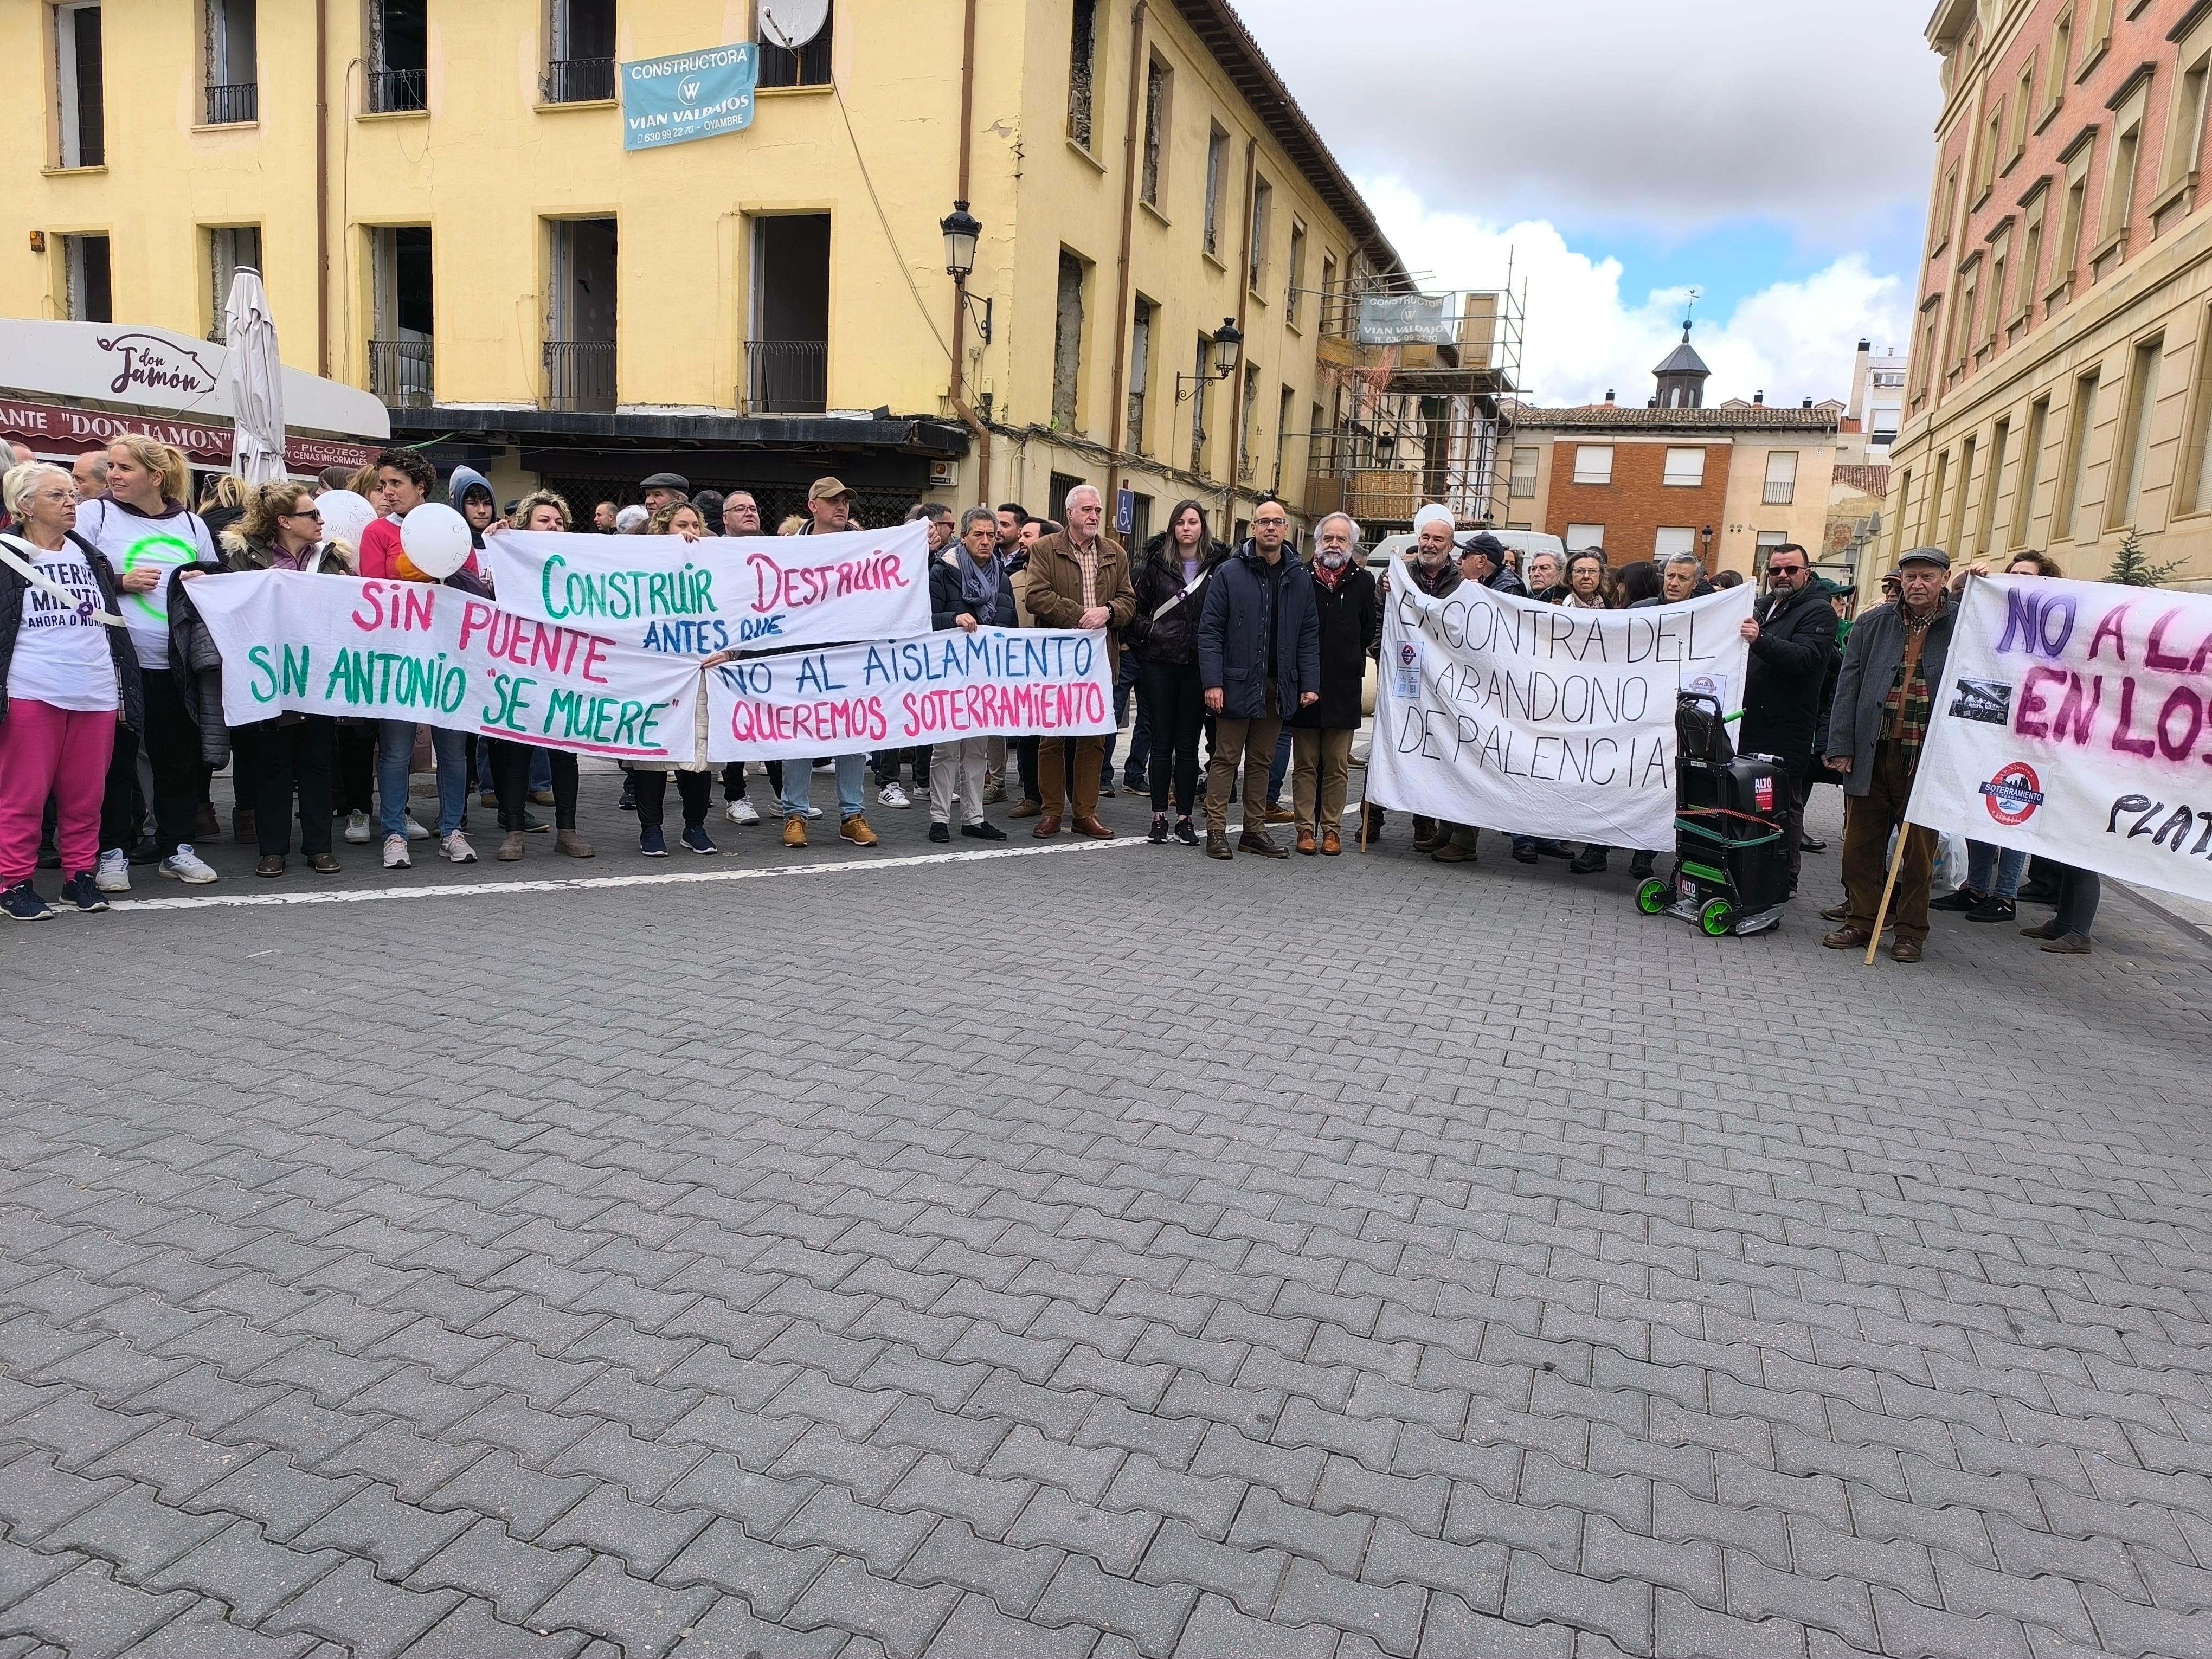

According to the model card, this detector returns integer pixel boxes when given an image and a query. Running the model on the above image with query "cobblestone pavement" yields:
[3,770,2210,1658]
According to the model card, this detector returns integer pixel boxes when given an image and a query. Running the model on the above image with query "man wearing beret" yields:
[1822,546,1957,963]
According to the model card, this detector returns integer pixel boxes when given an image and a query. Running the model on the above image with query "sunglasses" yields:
[284,507,323,519]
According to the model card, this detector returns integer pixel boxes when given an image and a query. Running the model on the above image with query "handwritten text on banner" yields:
[486,523,932,657]
[1907,574,2212,903]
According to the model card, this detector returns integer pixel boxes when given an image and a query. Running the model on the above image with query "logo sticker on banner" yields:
[622,45,757,151]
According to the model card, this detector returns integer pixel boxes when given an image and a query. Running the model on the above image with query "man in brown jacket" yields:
[1020,484,1136,838]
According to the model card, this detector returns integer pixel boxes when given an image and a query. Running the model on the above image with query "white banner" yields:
[1367,560,1754,846]
[186,571,704,762]
[1906,574,2212,903]
[486,523,932,657]
[704,628,1115,761]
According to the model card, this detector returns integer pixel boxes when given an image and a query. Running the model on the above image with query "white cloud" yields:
[1359,178,1912,409]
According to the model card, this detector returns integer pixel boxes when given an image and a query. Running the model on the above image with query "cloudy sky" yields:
[1237,0,1942,407]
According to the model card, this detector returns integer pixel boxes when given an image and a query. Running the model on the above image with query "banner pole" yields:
[1864,818,1912,966]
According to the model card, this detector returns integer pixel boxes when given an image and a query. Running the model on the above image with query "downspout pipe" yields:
[1224,136,1258,529]
[316,0,330,376]
[946,0,992,504]
[1103,1,1148,532]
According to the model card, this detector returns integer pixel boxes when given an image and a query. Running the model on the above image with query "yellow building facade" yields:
[7,0,1403,535]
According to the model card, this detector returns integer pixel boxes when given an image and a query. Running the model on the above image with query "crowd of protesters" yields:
[0,441,2101,955]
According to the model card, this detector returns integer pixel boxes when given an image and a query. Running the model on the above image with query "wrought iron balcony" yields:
[368,339,435,409]
[743,340,827,415]
[367,68,427,114]
[542,58,615,104]
[204,82,258,125]
[543,340,615,413]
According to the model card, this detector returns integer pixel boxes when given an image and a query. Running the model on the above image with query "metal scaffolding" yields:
[1303,260,1525,535]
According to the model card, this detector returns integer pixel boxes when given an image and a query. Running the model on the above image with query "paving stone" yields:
[527,1555,716,1659]
[404,1516,590,1623]
[2,1561,191,1659]
[664,1596,845,1657]
[1007,1488,1160,1578]
[1135,1520,1288,1619]
[1032,1555,1196,1658]
[662,1517,832,1618]
[924,1592,1099,1659]
[1168,1593,1335,1658]
[261,1558,461,1659]
[786,1555,959,1659]
[292,1484,475,1578]
[535,1484,712,1576]
[141,1522,343,1624]
[1270,1556,1424,1657]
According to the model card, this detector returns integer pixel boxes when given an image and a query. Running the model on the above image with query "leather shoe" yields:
[309,852,342,874]
[1431,841,1476,863]
[1032,815,1062,838]
[1296,831,1317,855]
[1238,829,1289,858]
[1320,829,1341,856]
[1007,798,1043,819]
[1819,901,1850,922]
[2041,930,2093,954]
[1889,937,1924,963]
[1206,829,1232,859]
[1822,925,1874,949]
[1074,815,1114,839]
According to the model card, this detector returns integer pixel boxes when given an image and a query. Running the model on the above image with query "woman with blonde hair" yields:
[646,500,707,539]
[510,490,571,531]
[76,436,221,889]
[0,463,142,917]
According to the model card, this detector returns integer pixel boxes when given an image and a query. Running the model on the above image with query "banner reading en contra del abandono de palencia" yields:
[1367,558,1754,848]
[486,522,931,659]
[1906,574,2212,904]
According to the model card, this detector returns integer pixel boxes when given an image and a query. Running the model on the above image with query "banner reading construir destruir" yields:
[486,523,931,657]
[703,628,1115,761]
[1905,574,2212,903]
[1367,561,1754,847]
[187,572,704,762]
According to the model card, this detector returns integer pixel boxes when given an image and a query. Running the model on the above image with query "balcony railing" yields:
[542,57,615,103]
[543,340,615,413]
[368,339,435,409]
[204,82,258,125]
[1762,480,1796,505]
[743,340,827,415]
[367,67,427,113]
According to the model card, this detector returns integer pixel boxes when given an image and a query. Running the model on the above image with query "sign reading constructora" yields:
[1906,574,2212,903]
[621,44,757,151]
[486,522,932,657]
[704,628,1114,761]
[1368,561,1754,847]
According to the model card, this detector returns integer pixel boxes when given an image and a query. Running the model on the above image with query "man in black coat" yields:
[1738,542,1836,893]
[1197,499,1319,860]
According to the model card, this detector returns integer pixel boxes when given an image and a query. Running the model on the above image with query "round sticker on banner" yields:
[1979,761,2044,827]
[120,532,202,625]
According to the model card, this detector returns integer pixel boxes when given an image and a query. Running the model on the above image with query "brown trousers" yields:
[1039,735,1103,820]
[1291,727,1353,838]
[1205,698,1283,836]
[1841,739,1938,942]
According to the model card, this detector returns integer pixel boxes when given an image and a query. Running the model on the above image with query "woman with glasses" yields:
[215,483,353,876]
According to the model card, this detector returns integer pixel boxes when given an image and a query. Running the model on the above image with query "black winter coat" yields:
[1739,580,1838,764]
[0,529,144,732]
[165,564,234,766]
[928,553,1018,630]
[1198,542,1321,720]
[1127,531,1230,665]
[1291,565,1378,730]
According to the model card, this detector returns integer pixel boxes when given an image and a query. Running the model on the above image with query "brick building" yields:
[1503,331,1841,578]
[1887,0,2212,595]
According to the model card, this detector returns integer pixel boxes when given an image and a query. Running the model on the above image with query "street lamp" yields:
[1176,318,1243,402]
[940,201,991,344]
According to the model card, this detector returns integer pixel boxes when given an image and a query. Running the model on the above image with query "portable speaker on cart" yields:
[1634,692,1789,937]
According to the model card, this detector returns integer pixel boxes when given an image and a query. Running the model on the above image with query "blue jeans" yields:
[377,720,466,839]
[1965,840,2027,899]
[782,753,865,821]
[1265,723,1291,805]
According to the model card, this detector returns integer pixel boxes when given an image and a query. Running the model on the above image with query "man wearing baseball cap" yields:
[1456,531,1527,598]
[1821,546,1957,963]
[775,476,878,848]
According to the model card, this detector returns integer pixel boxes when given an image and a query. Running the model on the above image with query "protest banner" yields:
[1904,574,2212,903]
[486,522,932,658]
[187,571,704,762]
[1367,560,1754,846]
[621,45,756,151]
[703,627,1115,761]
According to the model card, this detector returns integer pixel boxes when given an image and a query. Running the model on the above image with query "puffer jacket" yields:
[1128,530,1230,665]
[1197,539,1321,720]
[0,529,145,732]
[164,565,234,766]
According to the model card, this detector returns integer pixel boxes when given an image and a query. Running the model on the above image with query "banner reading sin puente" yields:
[486,524,932,657]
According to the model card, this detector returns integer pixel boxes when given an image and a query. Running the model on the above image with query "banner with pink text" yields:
[485,522,931,657]
[703,628,1115,761]
[1906,574,2212,902]
[185,571,704,762]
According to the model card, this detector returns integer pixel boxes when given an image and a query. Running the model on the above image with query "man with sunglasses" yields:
[1738,543,1836,896]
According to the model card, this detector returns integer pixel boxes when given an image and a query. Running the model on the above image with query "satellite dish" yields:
[759,0,829,49]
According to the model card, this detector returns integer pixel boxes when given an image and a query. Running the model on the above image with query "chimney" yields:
[1604,388,1614,403]
[1753,390,1764,404]
[1802,396,1812,408]
[1857,338,1870,352]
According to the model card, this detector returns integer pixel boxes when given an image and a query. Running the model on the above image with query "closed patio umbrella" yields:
[222,266,286,484]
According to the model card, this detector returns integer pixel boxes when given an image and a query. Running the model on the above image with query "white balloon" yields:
[317,489,376,549]
[400,503,472,580]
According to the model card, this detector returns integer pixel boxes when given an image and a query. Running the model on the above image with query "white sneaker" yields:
[95,848,131,893]
[442,831,477,864]
[159,846,217,884]
[879,782,911,809]
[343,810,371,844]
[725,798,761,826]
[383,834,411,870]
[404,815,431,841]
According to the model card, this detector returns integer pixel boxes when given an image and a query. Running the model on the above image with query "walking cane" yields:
[1863,820,1915,966]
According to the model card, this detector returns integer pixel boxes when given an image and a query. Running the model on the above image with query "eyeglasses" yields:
[284,507,323,520]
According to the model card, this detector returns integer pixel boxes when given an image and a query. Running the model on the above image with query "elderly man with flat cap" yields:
[1822,546,1957,963]
[639,472,690,514]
